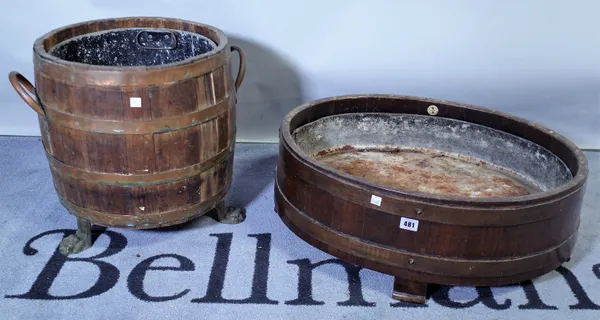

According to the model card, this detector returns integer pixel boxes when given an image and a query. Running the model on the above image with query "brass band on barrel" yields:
[46,142,233,186]
[34,45,230,87]
[43,95,232,135]
[275,180,575,279]
[59,186,229,229]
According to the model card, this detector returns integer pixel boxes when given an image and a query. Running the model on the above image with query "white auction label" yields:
[370,195,382,206]
[130,97,142,108]
[400,217,419,232]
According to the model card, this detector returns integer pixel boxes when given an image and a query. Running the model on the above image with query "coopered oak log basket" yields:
[8,17,246,255]
[274,95,588,304]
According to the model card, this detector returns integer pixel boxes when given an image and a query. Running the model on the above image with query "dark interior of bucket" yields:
[49,28,217,66]
[292,113,573,198]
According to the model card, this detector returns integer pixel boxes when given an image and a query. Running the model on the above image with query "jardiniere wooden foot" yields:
[392,277,428,304]
[59,217,92,255]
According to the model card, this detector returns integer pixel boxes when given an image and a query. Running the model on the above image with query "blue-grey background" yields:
[0,0,598,148]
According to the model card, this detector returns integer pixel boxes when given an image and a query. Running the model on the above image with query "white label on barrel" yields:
[130,97,142,108]
[370,195,382,206]
[400,217,419,232]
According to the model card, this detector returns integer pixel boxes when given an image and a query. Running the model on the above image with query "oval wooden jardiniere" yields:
[274,94,588,304]
[8,17,247,254]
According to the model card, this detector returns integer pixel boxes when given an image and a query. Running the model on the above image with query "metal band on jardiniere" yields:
[42,94,233,134]
[34,45,230,87]
[274,179,576,279]
[46,142,234,186]
[59,186,229,229]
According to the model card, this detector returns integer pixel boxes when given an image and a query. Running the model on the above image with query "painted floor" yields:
[0,136,598,320]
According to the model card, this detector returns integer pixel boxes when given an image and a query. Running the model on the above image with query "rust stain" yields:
[313,146,537,198]
[315,145,355,157]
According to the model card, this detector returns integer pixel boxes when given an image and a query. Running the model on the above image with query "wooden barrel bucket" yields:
[274,95,588,304]
[8,17,246,238]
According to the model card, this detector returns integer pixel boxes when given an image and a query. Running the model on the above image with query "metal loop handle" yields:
[8,71,45,116]
[230,45,246,91]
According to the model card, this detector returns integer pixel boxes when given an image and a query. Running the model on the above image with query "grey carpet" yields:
[0,136,598,320]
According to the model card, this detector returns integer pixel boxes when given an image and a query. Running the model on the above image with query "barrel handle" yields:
[230,45,246,91]
[8,71,45,116]
[135,30,178,50]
